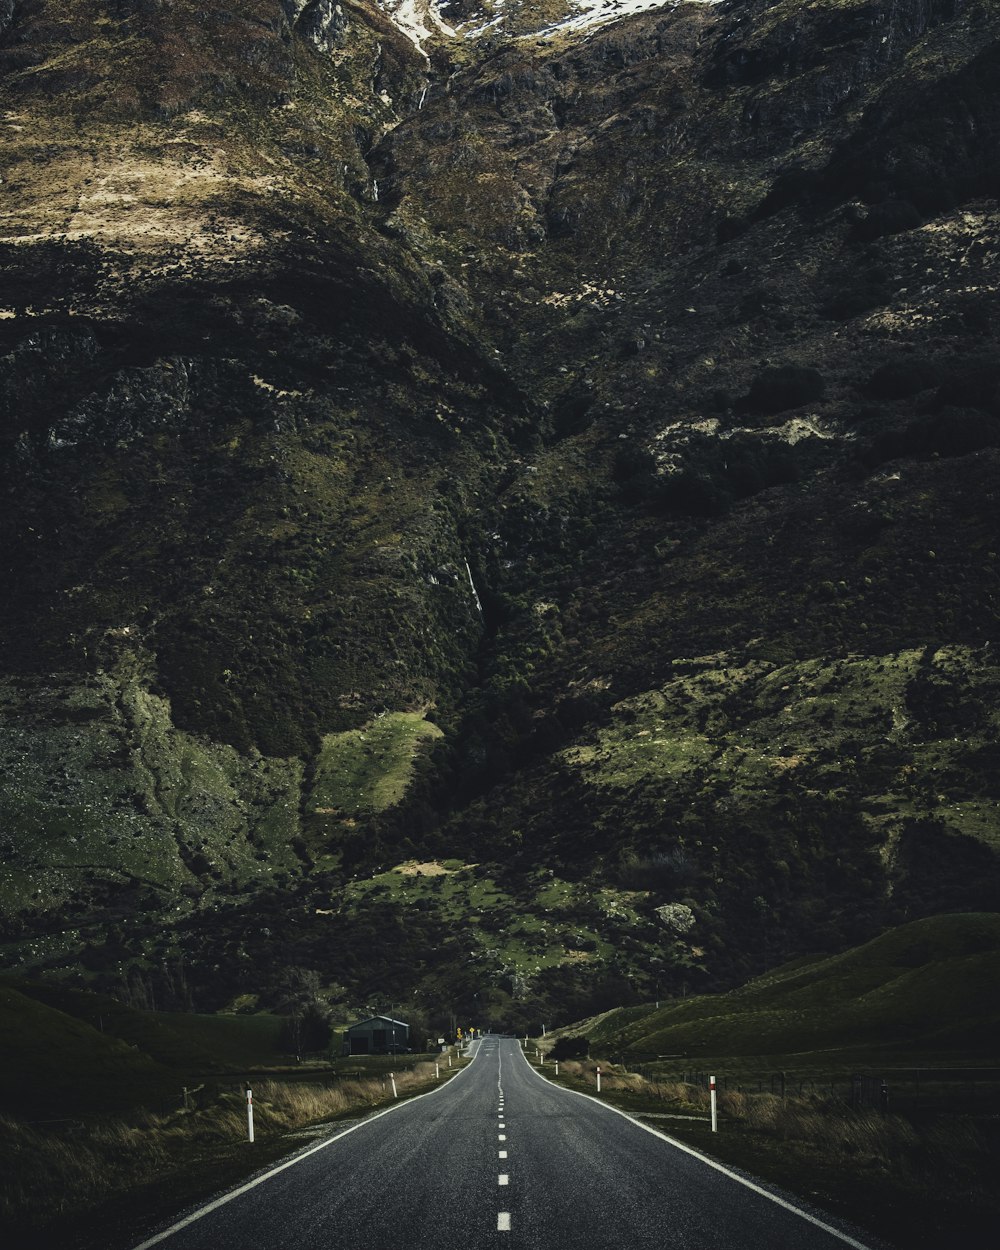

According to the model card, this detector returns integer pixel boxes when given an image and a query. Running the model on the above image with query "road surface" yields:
[133,1036,877,1249]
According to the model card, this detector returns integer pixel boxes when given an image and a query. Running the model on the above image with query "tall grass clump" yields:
[720,1090,921,1164]
[550,1056,995,1214]
[1,1064,447,1232]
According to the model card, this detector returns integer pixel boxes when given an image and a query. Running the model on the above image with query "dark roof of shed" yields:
[346,1015,409,1031]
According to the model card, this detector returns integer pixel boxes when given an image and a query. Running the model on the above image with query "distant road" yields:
[133,1036,878,1249]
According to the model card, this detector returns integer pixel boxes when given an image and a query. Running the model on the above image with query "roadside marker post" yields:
[246,1086,254,1143]
[390,1072,398,1099]
[555,1061,559,1076]
[710,1075,717,1133]
[596,1066,602,1094]
[435,1062,440,1078]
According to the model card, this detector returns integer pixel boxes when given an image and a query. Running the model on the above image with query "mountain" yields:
[1,0,998,1027]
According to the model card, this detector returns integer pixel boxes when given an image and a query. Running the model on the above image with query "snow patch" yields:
[527,0,721,42]
[379,0,720,50]
[377,0,455,57]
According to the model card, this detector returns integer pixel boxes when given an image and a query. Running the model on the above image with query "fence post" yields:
[710,1075,717,1134]
[246,1086,254,1143]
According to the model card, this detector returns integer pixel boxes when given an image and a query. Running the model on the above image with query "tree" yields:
[275,967,335,1057]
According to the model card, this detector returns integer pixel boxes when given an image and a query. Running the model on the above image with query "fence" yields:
[155,1055,440,1116]
[626,1065,1000,1114]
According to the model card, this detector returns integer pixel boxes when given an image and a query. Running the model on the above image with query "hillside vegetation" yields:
[562,914,1000,1065]
[0,0,998,1022]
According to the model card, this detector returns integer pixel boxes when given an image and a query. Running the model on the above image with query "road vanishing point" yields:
[133,1036,877,1250]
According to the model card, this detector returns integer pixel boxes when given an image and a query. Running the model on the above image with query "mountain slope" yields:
[554,912,1000,1061]
[1,0,998,1021]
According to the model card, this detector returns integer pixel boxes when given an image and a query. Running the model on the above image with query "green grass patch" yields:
[334,864,622,983]
[309,712,444,816]
[2,978,299,1122]
[0,984,174,1118]
[549,914,1000,1066]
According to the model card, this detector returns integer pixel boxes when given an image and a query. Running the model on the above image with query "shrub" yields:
[933,359,1000,416]
[820,281,891,321]
[716,214,749,243]
[867,360,944,400]
[746,365,825,415]
[739,284,782,319]
[920,408,1000,457]
[654,471,728,516]
[549,1034,590,1061]
[861,408,1000,466]
[551,391,594,438]
[752,168,822,220]
[853,199,923,242]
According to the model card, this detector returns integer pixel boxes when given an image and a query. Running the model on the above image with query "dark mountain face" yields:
[2,0,998,1025]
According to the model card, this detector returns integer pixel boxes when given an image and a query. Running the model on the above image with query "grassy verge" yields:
[1,1058,469,1250]
[525,1054,1000,1250]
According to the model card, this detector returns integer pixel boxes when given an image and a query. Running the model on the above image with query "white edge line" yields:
[131,1046,481,1250]
[515,1045,875,1250]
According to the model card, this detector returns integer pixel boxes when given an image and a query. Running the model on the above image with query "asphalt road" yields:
[133,1036,877,1250]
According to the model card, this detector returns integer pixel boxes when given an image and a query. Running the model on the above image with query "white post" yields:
[435,1062,440,1078]
[390,1072,398,1099]
[246,1087,254,1143]
[448,1054,452,1068]
[710,1075,718,1133]
[596,1066,602,1094]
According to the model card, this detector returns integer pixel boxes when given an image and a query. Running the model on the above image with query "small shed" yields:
[342,1015,410,1056]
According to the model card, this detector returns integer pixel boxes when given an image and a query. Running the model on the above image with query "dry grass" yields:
[0,1063,444,1230]
[555,1059,706,1109]
[548,1055,997,1223]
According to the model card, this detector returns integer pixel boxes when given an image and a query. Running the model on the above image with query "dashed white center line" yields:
[499,1149,508,1159]
[498,1212,511,1232]
[499,1122,505,1128]
[498,1134,506,1141]
[498,1174,509,1186]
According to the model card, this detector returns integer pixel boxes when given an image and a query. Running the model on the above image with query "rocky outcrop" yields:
[282,0,350,52]
[705,0,974,137]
